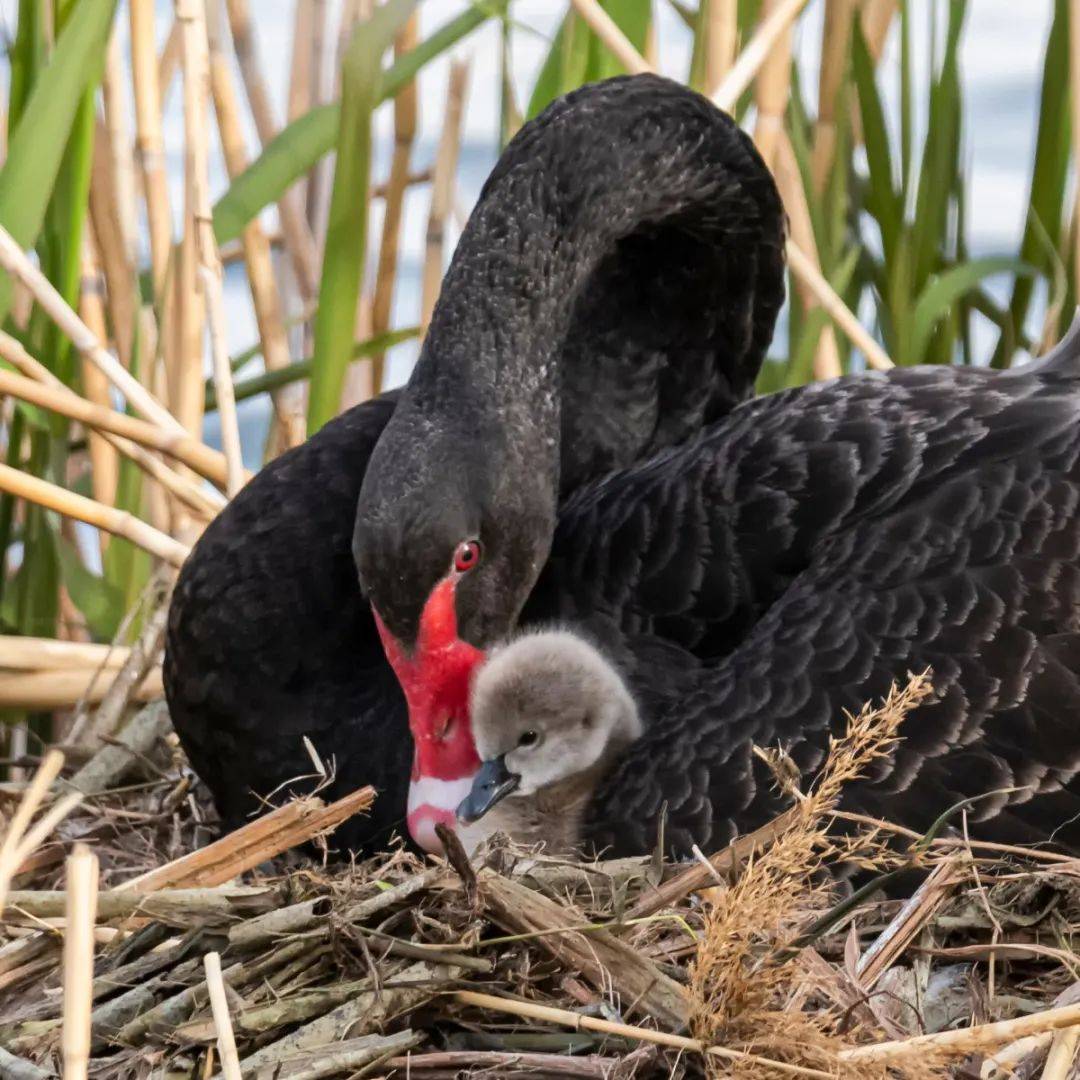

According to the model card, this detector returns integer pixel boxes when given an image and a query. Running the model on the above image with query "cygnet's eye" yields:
[518,730,540,748]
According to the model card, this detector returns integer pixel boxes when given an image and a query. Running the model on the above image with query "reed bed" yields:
[3,678,1080,1077]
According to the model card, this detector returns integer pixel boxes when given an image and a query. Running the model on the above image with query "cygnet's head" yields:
[457,629,642,824]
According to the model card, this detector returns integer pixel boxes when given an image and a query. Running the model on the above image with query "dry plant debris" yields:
[3,676,1080,1078]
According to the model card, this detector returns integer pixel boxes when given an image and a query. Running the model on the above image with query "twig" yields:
[62,845,99,1080]
[1041,1024,1080,1080]
[204,951,243,1080]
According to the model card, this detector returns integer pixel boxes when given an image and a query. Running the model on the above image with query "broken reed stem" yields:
[704,0,738,96]
[371,13,419,392]
[104,31,140,265]
[130,0,173,299]
[158,18,183,99]
[713,0,811,114]
[454,991,832,1079]
[62,845,98,1080]
[0,749,65,912]
[786,238,893,370]
[0,636,131,671]
[1042,1024,1080,1080]
[0,667,163,711]
[207,2,304,450]
[0,334,236,489]
[422,59,471,331]
[224,0,321,302]
[841,1002,1080,1063]
[0,463,190,567]
[0,224,184,435]
[204,951,244,1080]
[774,131,842,379]
[811,0,856,194]
[569,0,651,74]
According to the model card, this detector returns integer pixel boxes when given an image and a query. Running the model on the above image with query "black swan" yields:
[167,73,1080,858]
[164,74,784,851]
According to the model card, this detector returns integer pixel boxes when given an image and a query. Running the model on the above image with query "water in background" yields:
[0,2,1058,467]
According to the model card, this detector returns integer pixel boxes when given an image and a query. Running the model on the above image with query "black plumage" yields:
[166,72,1080,860]
[165,74,784,849]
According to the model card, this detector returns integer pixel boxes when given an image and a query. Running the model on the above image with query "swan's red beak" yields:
[373,577,484,852]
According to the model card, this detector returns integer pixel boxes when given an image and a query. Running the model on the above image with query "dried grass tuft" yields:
[689,672,940,1078]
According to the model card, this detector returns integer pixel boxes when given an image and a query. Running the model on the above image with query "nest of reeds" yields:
[4,677,1080,1080]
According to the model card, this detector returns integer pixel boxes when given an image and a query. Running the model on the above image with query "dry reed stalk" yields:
[752,0,795,170]
[713,0,810,114]
[288,0,317,125]
[421,60,471,331]
[204,951,244,1080]
[811,0,856,194]
[224,0,321,302]
[1041,1025,1080,1080]
[841,1003,1080,1064]
[774,131,842,379]
[862,0,897,57]
[116,786,376,892]
[207,4,304,450]
[158,18,183,99]
[0,224,185,435]
[306,0,332,236]
[202,264,245,497]
[172,0,211,456]
[569,0,651,74]
[78,236,119,514]
[89,124,138,373]
[704,0,739,95]
[454,991,833,1079]
[0,349,237,488]
[61,845,98,1080]
[0,750,66,911]
[103,32,139,269]
[786,238,893,370]
[0,665,163,710]
[856,854,960,984]
[371,14,419,391]
[1070,0,1080,294]
[130,0,174,299]
[0,464,189,567]
[0,637,132,672]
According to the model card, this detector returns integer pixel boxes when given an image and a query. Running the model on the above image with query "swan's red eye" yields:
[454,539,482,573]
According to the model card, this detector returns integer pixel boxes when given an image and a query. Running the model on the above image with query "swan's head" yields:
[457,630,642,824]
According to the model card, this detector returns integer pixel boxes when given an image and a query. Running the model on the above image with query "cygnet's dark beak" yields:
[457,756,520,824]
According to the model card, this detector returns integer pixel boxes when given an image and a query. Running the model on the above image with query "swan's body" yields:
[458,631,642,854]
[166,74,1080,860]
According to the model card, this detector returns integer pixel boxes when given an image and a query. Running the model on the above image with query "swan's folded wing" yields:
[580,372,1080,857]
[164,393,411,848]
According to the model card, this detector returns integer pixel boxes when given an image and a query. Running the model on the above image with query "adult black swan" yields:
[164,74,784,851]
[167,73,1080,860]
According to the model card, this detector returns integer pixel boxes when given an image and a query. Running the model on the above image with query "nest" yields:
[3,681,1080,1079]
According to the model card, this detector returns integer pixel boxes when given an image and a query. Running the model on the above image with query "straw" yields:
[204,951,244,1080]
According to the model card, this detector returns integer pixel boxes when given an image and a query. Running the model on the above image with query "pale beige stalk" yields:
[569,0,651,74]
[78,235,119,515]
[207,1,304,448]
[704,0,738,95]
[422,60,471,330]
[61,845,98,1080]
[752,0,795,169]
[712,0,810,114]
[372,14,419,391]
[204,951,244,1080]
[811,0,856,193]
[0,464,190,567]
